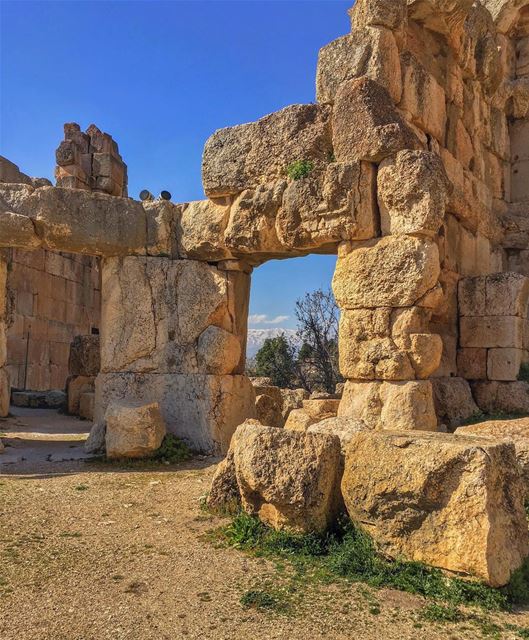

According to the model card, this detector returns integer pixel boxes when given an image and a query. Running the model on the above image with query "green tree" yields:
[253,334,297,388]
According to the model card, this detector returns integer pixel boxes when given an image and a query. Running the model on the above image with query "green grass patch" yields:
[215,512,529,613]
[286,159,313,181]
[240,588,289,613]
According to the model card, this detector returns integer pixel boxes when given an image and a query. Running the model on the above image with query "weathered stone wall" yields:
[6,248,100,390]
[0,157,101,394]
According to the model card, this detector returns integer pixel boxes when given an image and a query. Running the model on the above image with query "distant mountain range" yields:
[246,328,299,358]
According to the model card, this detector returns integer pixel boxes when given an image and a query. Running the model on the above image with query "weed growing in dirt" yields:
[74,484,89,491]
[286,159,313,180]
[216,512,529,612]
[240,588,289,613]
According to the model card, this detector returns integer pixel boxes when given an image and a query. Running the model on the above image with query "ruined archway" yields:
[2,0,529,454]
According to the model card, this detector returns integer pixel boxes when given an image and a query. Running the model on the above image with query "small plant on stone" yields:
[153,434,192,464]
[286,159,313,180]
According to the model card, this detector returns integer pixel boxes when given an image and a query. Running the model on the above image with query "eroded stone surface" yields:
[342,430,529,586]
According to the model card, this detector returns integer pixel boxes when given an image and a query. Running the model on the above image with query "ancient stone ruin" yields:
[4,0,529,586]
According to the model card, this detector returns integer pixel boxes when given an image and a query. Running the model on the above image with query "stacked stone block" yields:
[66,335,100,420]
[55,123,127,197]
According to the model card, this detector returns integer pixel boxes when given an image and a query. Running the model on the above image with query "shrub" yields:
[286,159,313,180]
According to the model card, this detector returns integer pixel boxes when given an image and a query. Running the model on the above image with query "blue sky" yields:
[1,0,351,330]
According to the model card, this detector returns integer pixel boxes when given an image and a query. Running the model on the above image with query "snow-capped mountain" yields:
[246,328,299,357]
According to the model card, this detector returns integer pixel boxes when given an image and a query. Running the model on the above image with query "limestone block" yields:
[275,161,378,251]
[29,187,147,256]
[0,156,33,185]
[225,182,285,255]
[348,0,406,32]
[339,309,415,380]
[280,388,309,421]
[0,183,34,217]
[79,391,95,421]
[456,417,529,497]
[487,348,524,381]
[84,421,106,454]
[105,400,166,459]
[179,199,232,261]
[284,408,316,432]
[341,430,528,586]
[202,104,332,197]
[0,367,9,417]
[206,421,255,514]
[460,316,523,348]
[67,375,95,415]
[338,380,437,431]
[431,377,479,430]
[255,393,284,428]
[316,27,402,104]
[302,398,340,420]
[457,348,488,379]
[379,381,438,432]
[307,416,370,451]
[332,236,440,309]
[471,380,529,414]
[512,158,529,203]
[378,150,450,237]
[332,77,420,164]
[100,257,246,375]
[234,422,342,533]
[197,326,241,375]
[0,211,41,249]
[144,200,182,259]
[400,53,447,143]
[406,333,443,379]
[95,372,256,454]
[69,335,100,376]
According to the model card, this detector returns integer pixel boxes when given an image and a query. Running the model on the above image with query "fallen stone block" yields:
[302,398,340,420]
[105,400,166,459]
[431,377,479,430]
[255,393,284,428]
[456,417,529,498]
[280,388,309,421]
[284,408,317,432]
[342,430,529,586]
[471,381,529,415]
[84,422,106,454]
[234,422,342,533]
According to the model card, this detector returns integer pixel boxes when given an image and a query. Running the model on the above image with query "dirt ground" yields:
[2,411,529,640]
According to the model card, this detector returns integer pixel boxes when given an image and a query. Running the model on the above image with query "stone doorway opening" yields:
[246,253,343,429]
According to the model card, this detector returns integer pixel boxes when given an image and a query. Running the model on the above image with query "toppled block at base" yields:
[341,430,529,586]
[217,420,342,533]
[456,418,529,498]
[105,400,166,459]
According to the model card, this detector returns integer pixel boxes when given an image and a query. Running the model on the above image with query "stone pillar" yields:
[0,253,10,416]
[93,256,255,453]
[332,149,450,432]
[333,236,442,431]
